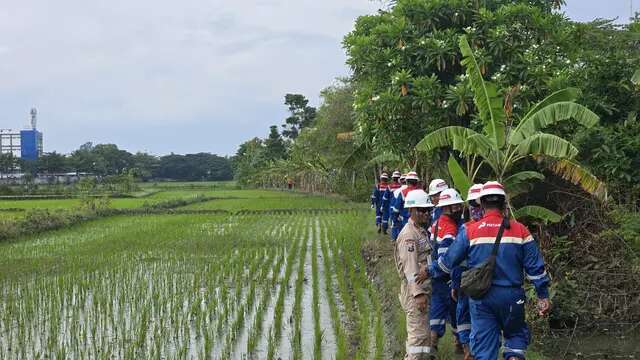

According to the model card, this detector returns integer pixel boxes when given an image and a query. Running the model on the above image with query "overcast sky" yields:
[0,1,634,156]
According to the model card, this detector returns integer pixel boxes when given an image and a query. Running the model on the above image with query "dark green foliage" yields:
[264,125,287,161]
[282,94,317,140]
[154,153,233,181]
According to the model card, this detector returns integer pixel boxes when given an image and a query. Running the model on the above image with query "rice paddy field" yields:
[0,186,383,359]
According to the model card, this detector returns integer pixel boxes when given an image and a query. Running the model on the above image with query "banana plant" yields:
[416,35,606,223]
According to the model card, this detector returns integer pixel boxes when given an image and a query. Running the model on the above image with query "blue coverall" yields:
[429,214,460,342]
[430,209,550,360]
[370,182,388,228]
[381,182,401,233]
[391,185,417,239]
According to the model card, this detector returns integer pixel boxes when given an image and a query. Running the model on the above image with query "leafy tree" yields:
[37,152,69,173]
[232,138,267,184]
[155,153,232,181]
[92,144,133,175]
[344,0,575,166]
[416,36,603,222]
[131,152,159,180]
[264,125,287,161]
[281,94,317,140]
[0,153,16,175]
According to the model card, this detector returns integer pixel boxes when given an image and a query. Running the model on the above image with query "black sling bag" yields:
[460,217,510,300]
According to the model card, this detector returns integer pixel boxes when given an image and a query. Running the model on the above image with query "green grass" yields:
[0,188,551,358]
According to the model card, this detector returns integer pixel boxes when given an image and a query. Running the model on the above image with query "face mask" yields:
[470,206,484,221]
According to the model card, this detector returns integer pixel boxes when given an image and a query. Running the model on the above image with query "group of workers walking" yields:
[371,172,551,360]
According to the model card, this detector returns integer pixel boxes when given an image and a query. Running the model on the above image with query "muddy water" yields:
[301,224,315,359]
[315,220,337,360]
[541,332,640,358]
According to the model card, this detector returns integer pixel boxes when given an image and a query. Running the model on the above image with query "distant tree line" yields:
[0,142,234,181]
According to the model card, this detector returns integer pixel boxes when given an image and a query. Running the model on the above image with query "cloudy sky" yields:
[0,1,633,156]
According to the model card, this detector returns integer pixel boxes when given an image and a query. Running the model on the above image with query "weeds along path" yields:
[0,190,381,359]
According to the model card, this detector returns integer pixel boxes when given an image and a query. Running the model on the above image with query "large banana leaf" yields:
[447,156,472,200]
[510,102,599,144]
[503,171,545,198]
[416,126,492,157]
[632,69,640,85]
[548,159,608,202]
[513,205,562,224]
[459,36,506,148]
[518,88,581,123]
[368,152,402,165]
[341,142,368,169]
[515,133,578,159]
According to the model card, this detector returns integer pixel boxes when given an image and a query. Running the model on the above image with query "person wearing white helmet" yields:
[423,188,465,355]
[428,179,449,223]
[394,189,435,359]
[389,173,408,241]
[381,170,403,235]
[466,183,484,223]
[429,181,551,360]
[449,183,484,360]
[371,173,390,233]
[392,171,421,235]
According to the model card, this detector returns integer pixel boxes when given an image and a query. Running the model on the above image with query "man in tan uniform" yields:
[395,189,434,359]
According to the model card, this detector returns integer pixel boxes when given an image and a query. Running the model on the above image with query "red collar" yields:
[481,209,504,220]
[438,214,457,226]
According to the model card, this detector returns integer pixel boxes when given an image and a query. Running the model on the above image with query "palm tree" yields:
[416,36,606,223]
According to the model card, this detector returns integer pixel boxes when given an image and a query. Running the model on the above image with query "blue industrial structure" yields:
[0,108,43,160]
[20,129,43,160]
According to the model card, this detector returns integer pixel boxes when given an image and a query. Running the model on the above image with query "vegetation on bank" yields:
[232,0,640,334]
[0,142,233,182]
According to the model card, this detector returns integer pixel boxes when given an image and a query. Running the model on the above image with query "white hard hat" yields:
[437,188,464,207]
[467,184,484,201]
[380,173,389,180]
[399,173,406,181]
[404,189,433,208]
[480,181,506,198]
[428,179,449,196]
[405,171,419,181]
[392,171,401,178]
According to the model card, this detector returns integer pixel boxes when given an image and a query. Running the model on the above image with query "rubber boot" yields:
[454,336,464,354]
[463,344,474,360]
[377,224,382,234]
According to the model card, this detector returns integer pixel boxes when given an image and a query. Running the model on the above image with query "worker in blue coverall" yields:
[371,173,390,233]
[381,171,402,235]
[426,181,551,360]
[450,183,484,360]
[427,187,464,356]
[391,171,420,238]
[389,174,407,241]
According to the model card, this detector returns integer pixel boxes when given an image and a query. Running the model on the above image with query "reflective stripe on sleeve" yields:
[437,247,448,255]
[437,257,451,274]
[457,323,471,331]
[407,345,432,354]
[429,319,446,326]
[526,271,548,281]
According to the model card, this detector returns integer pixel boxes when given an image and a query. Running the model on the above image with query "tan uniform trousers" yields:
[400,280,432,359]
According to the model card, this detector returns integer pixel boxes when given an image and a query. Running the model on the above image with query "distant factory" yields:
[0,108,43,160]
